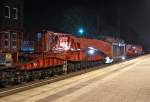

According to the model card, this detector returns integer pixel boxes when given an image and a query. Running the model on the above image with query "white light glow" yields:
[105,57,113,64]
[86,47,98,55]
[121,56,126,60]
[79,29,84,34]
[88,49,95,55]
[88,47,95,50]
[56,37,71,51]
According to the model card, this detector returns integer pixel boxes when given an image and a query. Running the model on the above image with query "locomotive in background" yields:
[0,30,143,87]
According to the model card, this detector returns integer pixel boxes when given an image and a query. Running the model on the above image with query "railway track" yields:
[0,56,144,98]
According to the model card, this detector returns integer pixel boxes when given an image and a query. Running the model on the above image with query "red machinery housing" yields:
[18,30,126,71]
[126,44,143,57]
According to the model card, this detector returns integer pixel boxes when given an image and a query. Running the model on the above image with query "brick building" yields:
[0,0,24,63]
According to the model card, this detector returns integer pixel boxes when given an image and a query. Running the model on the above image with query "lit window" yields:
[4,6,10,18]
[37,32,42,39]
[12,8,18,19]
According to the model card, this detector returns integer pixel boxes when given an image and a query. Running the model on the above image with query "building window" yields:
[3,32,10,49]
[12,8,18,19]
[4,40,9,48]
[4,6,10,18]
[4,41,9,46]
[3,32,9,39]
[12,33,17,49]
[12,41,16,46]
[12,41,17,49]
[12,33,17,39]
[37,32,42,40]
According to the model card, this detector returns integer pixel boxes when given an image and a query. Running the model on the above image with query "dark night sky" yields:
[24,0,117,28]
[24,0,150,51]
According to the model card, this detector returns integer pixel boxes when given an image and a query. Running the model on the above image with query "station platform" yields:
[0,55,150,102]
